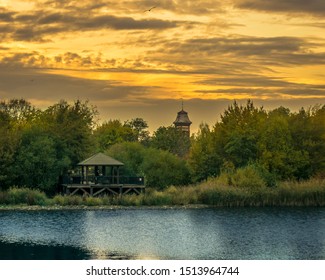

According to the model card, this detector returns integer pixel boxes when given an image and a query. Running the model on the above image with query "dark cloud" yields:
[0,8,14,21]
[234,0,325,16]
[295,23,325,29]
[281,87,325,97]
[0,6,180,42]
[125,0,224,15]
[196,87,325,98]
[195,88,283,99]
[45,0,224,15]
[196,75,298,87]
[42,0,108,11]
[12,26,66,42]
[165,36,313,56]
[78,15,178,30]
[156,35,325,69]
[0,52,51,67]
[0,50,238,76]
[195,75,325,98]
[0,66,159,103]
[36,12,73,24]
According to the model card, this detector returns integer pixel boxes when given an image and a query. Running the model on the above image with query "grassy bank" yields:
[1,177,325,208]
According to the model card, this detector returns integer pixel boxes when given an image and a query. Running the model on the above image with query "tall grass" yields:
[276,179,325,206]
[0,187,48,205]
[1,177,325,207]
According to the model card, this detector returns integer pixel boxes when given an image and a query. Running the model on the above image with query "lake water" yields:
[0,207,324,260]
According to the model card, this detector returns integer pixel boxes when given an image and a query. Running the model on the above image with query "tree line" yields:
[0,98,324,194]
[189,100,325,185]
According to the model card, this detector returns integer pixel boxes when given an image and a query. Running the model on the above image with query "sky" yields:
[0,0,325,133]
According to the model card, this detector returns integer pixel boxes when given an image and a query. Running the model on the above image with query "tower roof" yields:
[173,109,192,125]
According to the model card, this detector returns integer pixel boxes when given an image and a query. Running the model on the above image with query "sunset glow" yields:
[1,0,325,131]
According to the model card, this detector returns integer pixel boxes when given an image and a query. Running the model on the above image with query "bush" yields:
[2,187,48,205]
[165,185,199,205]
[119,194,143,206]
[142,189,173,205]
[142,148,191,190]
[229,165,266,190]
[84,197,102,206]
[52,195,83,206]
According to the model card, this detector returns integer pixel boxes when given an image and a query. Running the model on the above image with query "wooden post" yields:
[111,166,114,184]
[117,166,120,185]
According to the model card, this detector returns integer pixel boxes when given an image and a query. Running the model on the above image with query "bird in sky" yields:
[144,6,156,12]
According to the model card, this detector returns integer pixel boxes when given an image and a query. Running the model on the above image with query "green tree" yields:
[0,99,39,189]
[107,142,191,189]
[151,126,190,157]
[41,99,97,167]
[0,110,16,189]
[188,123,220,182]
[142,148,191,189]
[11,127,68,193]
[258,109,309,180]
[93,119,136,151]
[0,98,38,125]
[301,105,325,176]
[215,100,266,167]
[107,142,145,177]
[124,117,150,143]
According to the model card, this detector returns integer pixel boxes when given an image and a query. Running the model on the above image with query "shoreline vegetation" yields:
[1,99,325,209]
[1,177,325,210]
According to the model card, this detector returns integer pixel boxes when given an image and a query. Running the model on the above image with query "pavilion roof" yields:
[77,152,124,166]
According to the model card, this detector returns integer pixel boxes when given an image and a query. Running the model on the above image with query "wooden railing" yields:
[63,175,144,186]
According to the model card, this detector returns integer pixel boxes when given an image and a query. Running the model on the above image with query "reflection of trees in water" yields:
[0,240,90,260]
[0,240,134,260]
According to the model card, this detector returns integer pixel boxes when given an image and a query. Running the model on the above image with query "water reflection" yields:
[0,208,324,260]
[0,240,90,260]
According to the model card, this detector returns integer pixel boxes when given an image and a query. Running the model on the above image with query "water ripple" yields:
[0,208,324,259]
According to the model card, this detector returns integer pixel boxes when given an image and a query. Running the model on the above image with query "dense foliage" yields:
[189,100,325,184]
[0,99,96,193]
[107,142,191,189]
[1,98,325,195]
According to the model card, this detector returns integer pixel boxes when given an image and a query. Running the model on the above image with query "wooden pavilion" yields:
[62,152,144,197]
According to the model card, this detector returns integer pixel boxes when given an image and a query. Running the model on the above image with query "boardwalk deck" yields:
[62,180,145,197]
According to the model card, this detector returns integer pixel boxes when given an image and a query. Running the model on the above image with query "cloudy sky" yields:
[1,0,325,132]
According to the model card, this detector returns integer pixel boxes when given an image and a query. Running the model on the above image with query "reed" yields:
[52,195,83,206]
[0,187,48,205]
[84,196,102,206]
[1,178,325,207]
[193,177,325,207]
